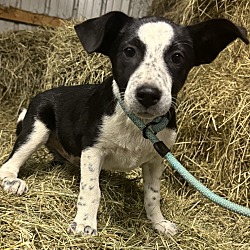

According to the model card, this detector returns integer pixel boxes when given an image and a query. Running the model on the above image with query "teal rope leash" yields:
[117,97,250,217]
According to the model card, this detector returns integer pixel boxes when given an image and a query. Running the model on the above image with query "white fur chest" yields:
[95,105,177,171]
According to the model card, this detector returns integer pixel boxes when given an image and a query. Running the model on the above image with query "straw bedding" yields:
[0,0,249,249]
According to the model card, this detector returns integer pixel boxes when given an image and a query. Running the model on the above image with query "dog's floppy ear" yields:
[75,11,132,55]
[187,19,249,66]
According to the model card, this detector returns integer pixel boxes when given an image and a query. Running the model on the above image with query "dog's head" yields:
[75,12,248,119]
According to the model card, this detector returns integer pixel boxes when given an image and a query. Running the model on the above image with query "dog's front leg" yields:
[142,160,178,236]
[68,147,104,236]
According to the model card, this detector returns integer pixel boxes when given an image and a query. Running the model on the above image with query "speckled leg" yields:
[68,147,104,236]
[142,160,178,236]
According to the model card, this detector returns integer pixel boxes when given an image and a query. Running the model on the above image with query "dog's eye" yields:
[171,52,184,64]
[124,47,136,57]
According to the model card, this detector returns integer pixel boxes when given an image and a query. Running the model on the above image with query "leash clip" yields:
[153,141,170,157]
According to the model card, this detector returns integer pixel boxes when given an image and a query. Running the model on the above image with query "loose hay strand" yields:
[1,0,250,249]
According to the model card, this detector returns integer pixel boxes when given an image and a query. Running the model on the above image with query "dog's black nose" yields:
[136,86,161,108]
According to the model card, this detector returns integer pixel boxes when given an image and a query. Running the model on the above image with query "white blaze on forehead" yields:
[138,22,174,50]
[123,21,175,117]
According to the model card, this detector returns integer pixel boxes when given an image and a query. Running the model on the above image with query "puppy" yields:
[0,11,248,236]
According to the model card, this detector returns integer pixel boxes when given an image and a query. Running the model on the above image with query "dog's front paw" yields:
[2,177,28,195]
[68,221,98,236]
[153,220,178,236]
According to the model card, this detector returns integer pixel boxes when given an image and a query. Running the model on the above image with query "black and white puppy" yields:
[0,12,248,236]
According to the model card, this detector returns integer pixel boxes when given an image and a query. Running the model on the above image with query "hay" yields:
[0,23,111,104]
[150,0,249,25]
[0,1,250,249]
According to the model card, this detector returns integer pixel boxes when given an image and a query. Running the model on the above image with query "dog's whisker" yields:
[171,101,178,110]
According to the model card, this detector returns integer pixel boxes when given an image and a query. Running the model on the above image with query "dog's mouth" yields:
[121,98,172,120]
[129,104,170,120]
[133,98,172,119]
[136,110,161,119]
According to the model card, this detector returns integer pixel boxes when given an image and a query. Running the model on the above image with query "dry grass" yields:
[0,0,250,249]
[0,23,111,104]
[150,0,249,25]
